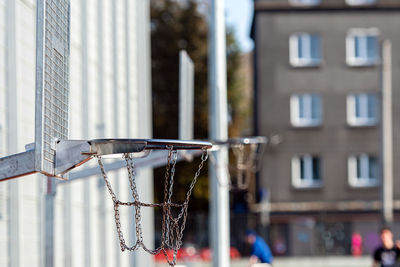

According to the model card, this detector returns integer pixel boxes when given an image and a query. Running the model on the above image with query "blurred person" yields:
[352,232,363,257]
[245,230,273,267]
[372,227,400,267]
[272,238,287,255]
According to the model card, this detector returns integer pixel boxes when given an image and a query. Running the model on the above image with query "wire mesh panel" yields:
[35,0,70,176]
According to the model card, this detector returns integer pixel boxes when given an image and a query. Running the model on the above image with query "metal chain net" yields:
[209,142,264,190]
[231,143,256,190]
[96,146,208,266]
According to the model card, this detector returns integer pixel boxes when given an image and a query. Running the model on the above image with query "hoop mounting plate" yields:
[211,136,268,148]
[54,139,212,176]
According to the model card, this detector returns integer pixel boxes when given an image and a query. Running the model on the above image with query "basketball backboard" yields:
[179,50,194,140]
[35,0,70,176]
[0,0,70,181]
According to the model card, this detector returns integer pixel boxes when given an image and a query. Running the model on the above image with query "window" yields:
[347,93,378,126]
[292,155,322,188]
[289,0,320,6]
[290,94,322,127]
[346,29,379,66]
[346,0,375,6]
[290,33,321,67]
[348,154,378,187]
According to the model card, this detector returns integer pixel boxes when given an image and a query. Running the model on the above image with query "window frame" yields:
[289,0,320,6]
[347,93,378,126]
[346,28,380,66]
[292,154,322,188]
[348,154,379,187]
[289,33,322,67]
[290,93,322,127]
[345,0,376,6]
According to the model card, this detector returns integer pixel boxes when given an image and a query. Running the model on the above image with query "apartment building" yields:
[251,0,400,256]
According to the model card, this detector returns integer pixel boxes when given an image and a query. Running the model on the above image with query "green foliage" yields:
[151,0,208,139]
[226,27,248,137]
[151,0,248,210]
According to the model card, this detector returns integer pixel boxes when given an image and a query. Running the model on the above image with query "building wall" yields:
[0,1,153,267]
[254,7,400,203]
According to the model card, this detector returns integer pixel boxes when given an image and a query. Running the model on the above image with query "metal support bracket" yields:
[0,150,36,181]
[55,140,92,176]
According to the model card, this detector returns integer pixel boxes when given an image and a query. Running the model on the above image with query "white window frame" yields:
[290,33,321,67]
[289,0,320,6]
[346,0,375,6]
[347,93,378,126]
[290,94,322,127]
[346,28,379,66]
[292,155,322,188]
[348,154,379,187]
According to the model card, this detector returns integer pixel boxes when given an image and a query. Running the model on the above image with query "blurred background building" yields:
[0,0,153,266]
[251,0,400,257]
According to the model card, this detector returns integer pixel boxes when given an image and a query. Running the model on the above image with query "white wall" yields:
[0,0,9,266]
[0,0,153,267]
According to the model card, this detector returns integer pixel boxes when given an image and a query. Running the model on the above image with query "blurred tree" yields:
[151,0,208,140]
[151,0,248,210]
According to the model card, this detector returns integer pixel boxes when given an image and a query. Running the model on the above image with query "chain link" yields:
[209,142,263,190]
[96,147,209,266]
[164,147,178,250]
[97,156,127,251]
[125,156,143,251]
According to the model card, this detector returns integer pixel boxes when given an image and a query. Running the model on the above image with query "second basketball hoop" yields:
[210,136,267,191]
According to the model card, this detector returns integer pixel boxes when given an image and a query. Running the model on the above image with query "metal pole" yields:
[208,1,230,267]
[6,0,20,265]
[44,177,56,267]
[381,40,393,224]
[135,1,154,266]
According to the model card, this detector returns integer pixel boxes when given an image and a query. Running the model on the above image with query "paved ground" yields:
[272,256,371,267]
[156,256,371,267]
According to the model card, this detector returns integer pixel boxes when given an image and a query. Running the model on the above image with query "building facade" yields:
[252,0,400,256]
[0,0,153,267]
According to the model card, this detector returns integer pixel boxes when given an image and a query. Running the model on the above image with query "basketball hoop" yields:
[90,139,211,266]
[211,137,267,190]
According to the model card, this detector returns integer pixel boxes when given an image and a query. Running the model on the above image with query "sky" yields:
[224,0,254,52]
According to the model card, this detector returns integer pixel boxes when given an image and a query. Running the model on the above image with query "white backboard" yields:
[34,0,70,176]
[179,50,194,140]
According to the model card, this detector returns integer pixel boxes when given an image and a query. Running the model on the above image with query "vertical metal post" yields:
[111,1,122,265]
[381,40,393,224]
[135,1,154,266]
[6,0,19,266]
[44,177,56,267]
[112,0,119,140]
[63,185,72,267]
[208,1,230,267]
[80,1,92,266]
[124,0,132,139]
[97,1,107,265]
